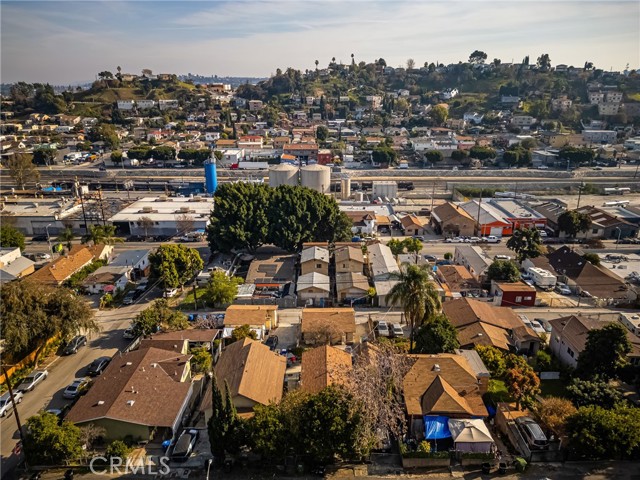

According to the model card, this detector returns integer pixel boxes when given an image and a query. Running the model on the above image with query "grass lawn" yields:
[179,287,209,311]
[539,379,570,398]
[627,92,640,102]
[487,379,513,403]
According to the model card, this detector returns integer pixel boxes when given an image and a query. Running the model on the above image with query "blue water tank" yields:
[204,159,218,194]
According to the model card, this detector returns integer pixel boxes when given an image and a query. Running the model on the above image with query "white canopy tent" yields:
[448,419,495,453]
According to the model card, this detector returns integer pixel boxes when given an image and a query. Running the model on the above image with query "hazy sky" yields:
[1,0,639,84]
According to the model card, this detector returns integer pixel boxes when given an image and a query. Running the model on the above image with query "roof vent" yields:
[97,400,105,405]
[151,363,159,368]
[126,362,132,366]
[433,364,441,372]
[127,400,135,406]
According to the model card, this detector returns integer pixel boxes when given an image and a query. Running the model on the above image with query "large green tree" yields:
[207,377,244,463]
[506,228,544,263]
[150,243,204,289]
[0,225,26,250]
[1,281,97,365]
[575,323,631,379]
[487,260,521,282]
[567,377,625,408]
[386,264,441,353]
[387,239,405,257]
[430,105,448,126]
[558,210,592,238]
[414,314,460,354]
[206,271,243,307]
[4,153,40,189]
[23,412,83,465]
[131,299,188,336]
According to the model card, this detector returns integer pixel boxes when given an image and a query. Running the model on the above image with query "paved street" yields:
[0,290,159,477]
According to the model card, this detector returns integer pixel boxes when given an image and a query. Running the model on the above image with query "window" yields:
[567,347,574,358]
[524,296,532,300]
[316,263,321,268]
[342,263,346,268]
[515,296,522,303]
[592,228,599,234]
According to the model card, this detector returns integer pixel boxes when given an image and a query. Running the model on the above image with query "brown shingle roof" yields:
[335,272,369,293]
[334,246,364,264]
[403,354,487,417]
[301,308,356,334]
[214,338,286,407]
[224,305,278,327]
[66,348,192,428]
[29,245,95,285]
[494,282,536,293]
[401,214,424,228]
[438,265,480,292]
[301,345,352,394]
[421,375,473,415]
[456,322,512,351]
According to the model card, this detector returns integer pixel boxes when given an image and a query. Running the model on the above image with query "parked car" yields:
[391,324,404,338]
[265,335,279,350]
[468,236,482,243]
[483,235,502,243]
[423,254,438,263]
[163,288,178,298]
[35,253,51,260]
[63,335,87,355]
[377,321,390,337]
[0,391,24,417]
[538,230,548,237]
[31,235,49,242]
[123,328,137,340]
[555,283,572,295]
[534,318,553,334]
[63,378,89,400]
[87,357,111,376]
[445,237,464,243]
[171,429,199,462]
[529,319,546,335]
[515,416,549,450]
[16,370,48,393]
[494,254,512,261]
[122,291,136,305]
[412,235,425,241]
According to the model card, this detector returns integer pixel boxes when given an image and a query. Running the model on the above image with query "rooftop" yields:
[109,196,214,223]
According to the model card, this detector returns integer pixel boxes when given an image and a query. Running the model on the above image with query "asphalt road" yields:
[0,289,159,478]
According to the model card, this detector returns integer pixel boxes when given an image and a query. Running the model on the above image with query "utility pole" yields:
[97,186,107,226]
[576,182,584,209]
[2,365,27,467]
[75,177,89,235]
[430,179,436,214]
[476,196,483,236]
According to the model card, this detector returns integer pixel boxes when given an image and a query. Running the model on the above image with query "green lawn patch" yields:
[179,287,209,310]
[539,379,570,398]
[487,379,513,403]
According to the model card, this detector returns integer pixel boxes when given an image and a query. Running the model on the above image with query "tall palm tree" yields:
[100,225,124,245]
[82,224,123,246]
[386,264,442,353]
[57,227,75,252]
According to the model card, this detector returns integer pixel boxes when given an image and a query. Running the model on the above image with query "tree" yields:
[139,216,154,240]
[0,225,25,250]
[110,150,123,164]
[469,50,488,64]
[567,377,625,408]
[575,323,631,379]
[207,376,244,463]
[423,150,444,164]
[566,406,640,460]
[536,53,551,71]
[5,153,40,189]
[57,227,75,251]
[81,224,124,246]
[106,440,131,460]
[534,396,577,438]
[558,146,595,166]
[557,210,592,238]
[0,281,97,365]
[475,345,507,377]
[32,148,57,166]
[230,324,258,343]
[175,214,195,235]
[487,260,521,282]
[414,314,460,354]
[469,146,497,160]
[132,299,188,336]
[150,243,203,289]
[406,58,416,70]
[371,146,397,166]
[387,239,405,257]
[444,252,453,260]
[451,150,468,161]
[402,237,423,263]
[206,271,242,307]
[190,347,212,373]
[505,364,540,410]
[506,228,544,263]
[386,264,441,353]
[582,252,601,266]
[316,125,329,142]
[91,123,119,150]
[430,105,448,126]
[23,412,83,465]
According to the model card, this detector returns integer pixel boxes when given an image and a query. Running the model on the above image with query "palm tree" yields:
[100,225,124,245]
[386,264,442,353]
[82,224,123,246]
[315,60,319,71]
[57,227,75,252]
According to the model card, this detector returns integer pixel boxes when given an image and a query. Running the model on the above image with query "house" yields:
[491,281,537,307]
[224,305,279,334]
[540,131,570,148]
[300,345,352,394]
[158,99,179,111]
[66,348,193,441]
[551,97,572,112]
[0,247,35,283]
[213,338,286,415]
[335,272,369,303]
[401,215,426,236]
[335,246,365,274]
[549,315,640,368]
[463,112,484,124]
[582,130,617,144]
[300,246,330,276]
[367,243,400,307]
[436,265,482,299]
[453,246,492,284]
[140,329,220,355]
[82,266,130,294]
[575,206,637,240]
[534,201,566,235]
[28,245,96,286]
[109,249,151,280]
[297,272,331,306]
[343,211,377,235]
[489,199,547,231]
[511,115,536,127]
[301,308,356,345]
[245,252,297,289]
[430,203,476,237]
[117,100,135,111]
[403,352,489,440]
[443,297,541,354]
[441,88,459,100]
[458,200,511,236]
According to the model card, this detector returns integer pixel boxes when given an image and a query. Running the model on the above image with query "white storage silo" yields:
[341,178,351,199]
[269,163,299,187]
[300,164,331,193]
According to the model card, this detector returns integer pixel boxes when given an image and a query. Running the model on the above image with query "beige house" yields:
[335,272,370,303]
[301,308,357,345]
[401,215,426,236]
[297,272,331,306]
[335,246,365,274]
[300,246,330,276]
[224,305,279,331]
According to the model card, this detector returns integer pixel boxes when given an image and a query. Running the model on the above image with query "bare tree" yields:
[5,153,40,189]
[139,216,154,239]
[406,58,416,70]
[176,214,195,236]
[79,423,106,450]
[347,343,414,447]
[306,322,343,346]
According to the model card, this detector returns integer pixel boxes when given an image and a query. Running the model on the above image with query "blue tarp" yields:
[423,416,452,439]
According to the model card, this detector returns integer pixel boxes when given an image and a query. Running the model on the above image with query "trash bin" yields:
[498,462,508,474]
[481,462,492,474]
[64,470,74,480]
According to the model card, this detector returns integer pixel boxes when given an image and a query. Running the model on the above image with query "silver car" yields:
[16,370,48,393]
[0,391,24,417]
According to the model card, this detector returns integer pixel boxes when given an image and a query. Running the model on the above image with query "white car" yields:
[494,254,512,261]
[469,236,482,243]
[555,283,572,295]
[538,230,548,237]
[391,324,404,337]
[163,288,178,298]
[16,370,48,393]
[445,237,464,243]
[0,391,23,417]
[528,320,546,335]
[377,321,390,337]
[63,378,89,399]
[483,235,502,243]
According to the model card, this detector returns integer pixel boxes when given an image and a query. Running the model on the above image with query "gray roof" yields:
[300,246,329,265]
[0,256,35,277]
[110,249,151,267]
[297,272,331,292]
[455,246,492,274]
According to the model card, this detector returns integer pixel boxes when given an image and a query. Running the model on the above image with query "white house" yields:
[441,88,459,100]
[463,112,484,124]
[248,100,263,111]
[221,149,244,165]
[83,266,130,294]
[117,100,135,111]
[137,100,156,110]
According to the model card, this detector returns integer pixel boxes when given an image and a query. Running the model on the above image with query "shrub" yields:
[106,440,131,460]
[417,440,431,453]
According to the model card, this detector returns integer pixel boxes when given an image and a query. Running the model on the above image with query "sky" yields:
[1,0,639,85]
